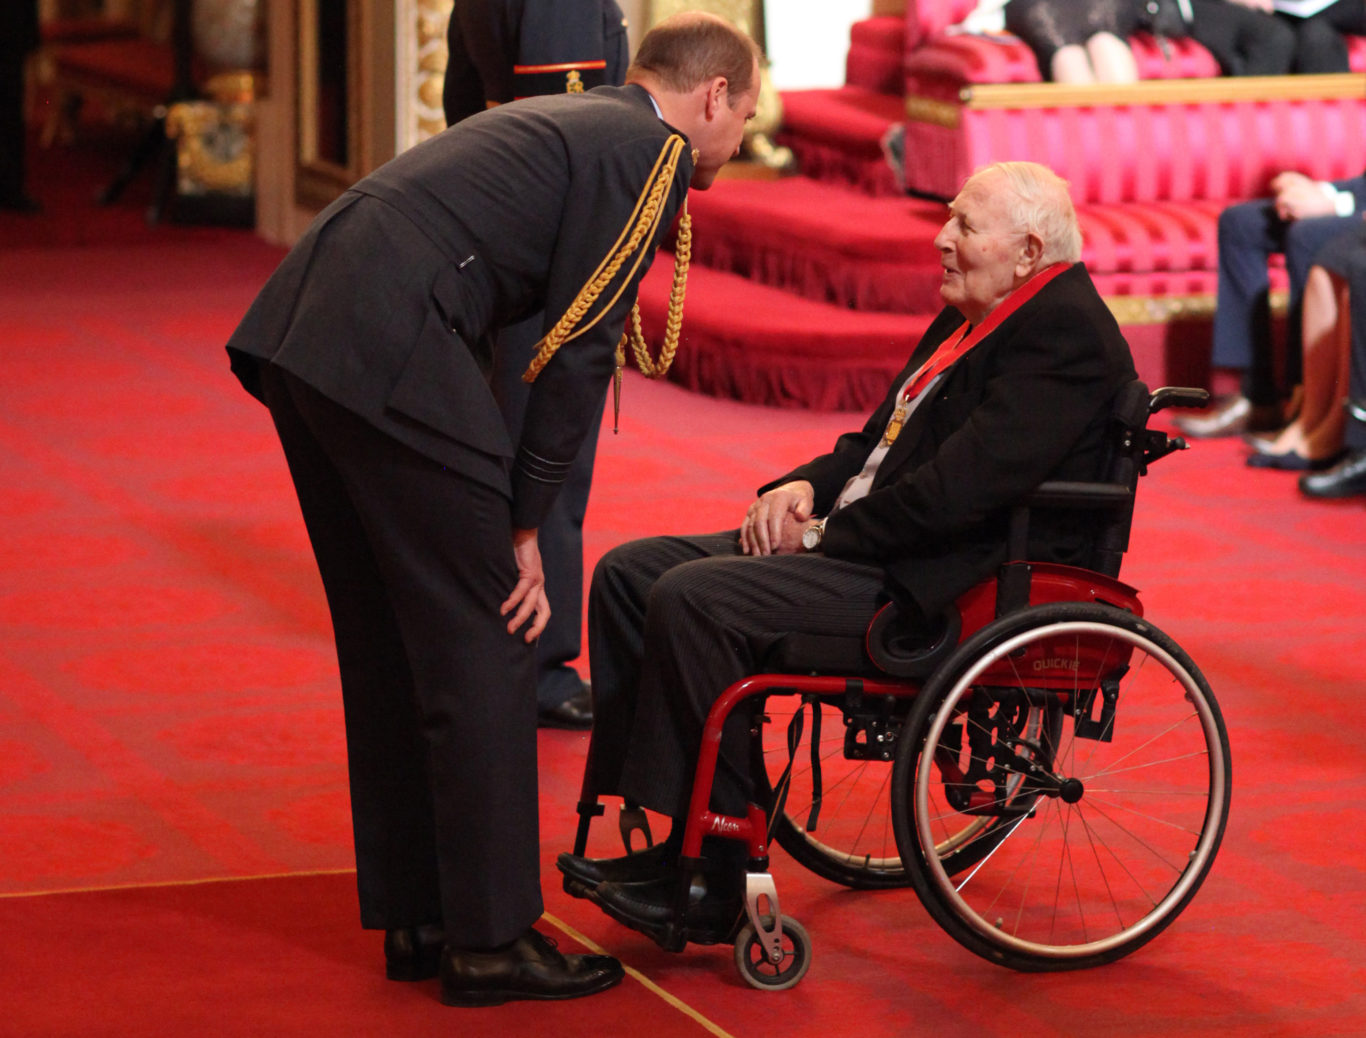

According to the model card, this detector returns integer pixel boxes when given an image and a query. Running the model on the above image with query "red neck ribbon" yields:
[899,262,1071,404]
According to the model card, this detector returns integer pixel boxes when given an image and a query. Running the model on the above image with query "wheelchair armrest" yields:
[1026,481,1133,509]
[1150,386,1210,413]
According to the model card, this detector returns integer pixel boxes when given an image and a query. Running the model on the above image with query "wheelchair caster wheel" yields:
[733,915,811,990]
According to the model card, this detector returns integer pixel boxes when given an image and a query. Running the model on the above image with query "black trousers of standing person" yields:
[491,313,607,712]
[258,364,543,949]
[0,52,29,204]
[585,532,889,821]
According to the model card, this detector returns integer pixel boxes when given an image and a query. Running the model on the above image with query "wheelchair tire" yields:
[733,915,812,990]
[892,603,1231,972]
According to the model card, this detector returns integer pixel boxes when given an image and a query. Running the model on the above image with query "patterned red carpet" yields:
[2,133,1365,1037]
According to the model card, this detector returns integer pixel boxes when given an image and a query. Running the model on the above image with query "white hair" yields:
[967,161,1083,264]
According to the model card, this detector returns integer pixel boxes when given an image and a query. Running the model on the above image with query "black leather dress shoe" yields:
[384,923,444,981]
[557,842,674,891]
[591,875,744,944]
[1299,450,1366,498]
[537,685,593,730]
[440,928,623,1007]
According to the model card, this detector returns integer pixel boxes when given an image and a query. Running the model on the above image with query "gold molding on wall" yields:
[295,0,365,208]
[1104,289,1286,326]
[962,73,1366,111]
[907,73,1366,124]
[396,0,451,151]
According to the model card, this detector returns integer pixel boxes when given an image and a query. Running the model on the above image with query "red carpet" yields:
[3,130,1366,1037]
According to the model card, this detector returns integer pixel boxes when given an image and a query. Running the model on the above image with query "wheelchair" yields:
[568,381,1232,990]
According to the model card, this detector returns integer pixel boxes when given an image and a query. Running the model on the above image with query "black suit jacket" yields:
[227,84,691,528]
[444,0,629,124]
[766,263,1138,614]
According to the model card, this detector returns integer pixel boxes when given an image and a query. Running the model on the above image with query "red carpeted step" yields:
[777,86,906,197]
[636,252,932,411]
[686,177,947,314]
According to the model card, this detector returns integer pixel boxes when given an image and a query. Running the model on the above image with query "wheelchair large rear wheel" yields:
[892,603,1230,971]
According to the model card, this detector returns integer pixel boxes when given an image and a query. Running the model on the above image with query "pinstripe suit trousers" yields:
[586,533,888,819]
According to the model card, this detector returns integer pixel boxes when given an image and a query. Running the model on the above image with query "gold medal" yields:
[882,404,907,447]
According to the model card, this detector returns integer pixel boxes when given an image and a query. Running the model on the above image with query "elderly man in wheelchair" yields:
[559,160,1231,989]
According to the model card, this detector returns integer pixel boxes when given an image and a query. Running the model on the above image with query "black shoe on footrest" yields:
[440,928,623,1007]
[557,841,674,890]
[591,875,744,944]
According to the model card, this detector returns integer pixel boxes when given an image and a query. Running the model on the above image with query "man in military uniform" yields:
[443,0,633,730]
[228,11,761,1006]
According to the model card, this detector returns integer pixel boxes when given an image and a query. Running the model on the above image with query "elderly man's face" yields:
[934,171,1029,324]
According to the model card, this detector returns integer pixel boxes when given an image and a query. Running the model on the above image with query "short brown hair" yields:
[628,11,761,102]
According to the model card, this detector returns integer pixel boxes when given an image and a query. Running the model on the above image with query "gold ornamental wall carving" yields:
[397,0,452,151]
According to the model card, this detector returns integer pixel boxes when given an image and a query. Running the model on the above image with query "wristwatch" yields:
[801,518,826,552]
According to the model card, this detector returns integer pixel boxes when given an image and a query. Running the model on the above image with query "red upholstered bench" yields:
[900,0,1366,204]
[889,0,1366,382]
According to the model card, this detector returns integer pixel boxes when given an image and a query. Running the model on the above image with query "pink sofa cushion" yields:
[906,31,1221,94]
[905,1,1366,87]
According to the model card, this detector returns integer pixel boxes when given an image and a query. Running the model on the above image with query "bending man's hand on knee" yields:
[502,527,550,641]
[740,480,815,556]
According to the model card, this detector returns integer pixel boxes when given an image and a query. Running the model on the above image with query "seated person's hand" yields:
[1270,172,1335,221]
[740,480,815,556]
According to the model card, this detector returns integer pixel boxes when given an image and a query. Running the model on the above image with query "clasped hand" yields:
[739,480,820,555]
[1270,172,1336,222]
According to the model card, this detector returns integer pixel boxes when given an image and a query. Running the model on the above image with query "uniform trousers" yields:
[1212,203,1355,405]
[259,364,543,948]
[491,312,607,710]
[586,533,888,820]
[0,53,28,202]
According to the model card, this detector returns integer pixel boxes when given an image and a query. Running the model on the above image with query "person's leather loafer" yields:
[439,928,623,1006]
[1246,445,1344,471]
[537,685,593,729]
[557,842,674,890]
[1173,395,1282,438]
[384,923,444,981]
[1299,450,1366,498]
